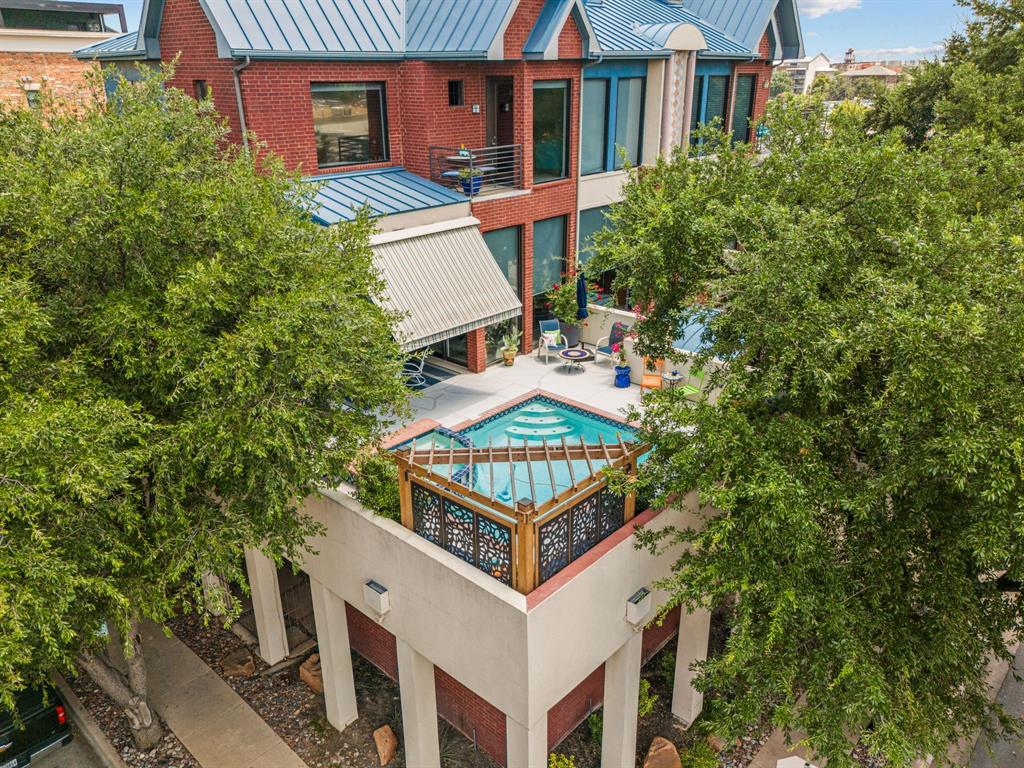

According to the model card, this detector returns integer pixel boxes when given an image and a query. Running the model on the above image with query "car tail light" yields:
[55,705,66,726]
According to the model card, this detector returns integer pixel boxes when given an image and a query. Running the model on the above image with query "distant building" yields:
[777,52,837,94]
[840,63,901,87]
[0,0,126,108]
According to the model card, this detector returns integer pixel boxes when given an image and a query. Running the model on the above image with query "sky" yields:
[799,0,970,62]
[115,0,969,64]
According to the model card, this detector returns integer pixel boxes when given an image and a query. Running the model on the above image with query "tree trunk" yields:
[77,620,163,750]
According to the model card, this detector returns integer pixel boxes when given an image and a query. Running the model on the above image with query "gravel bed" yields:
[66,669,199,768]
[167,613,499,768]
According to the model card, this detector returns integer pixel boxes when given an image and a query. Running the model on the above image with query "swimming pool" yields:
[402,396,638,507]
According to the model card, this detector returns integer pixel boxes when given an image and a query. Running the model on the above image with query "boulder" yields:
[643,736,681,768]
[220,648,255,678]
[299,653,323,694]
[373,724,398,766]
[706,733,726,752]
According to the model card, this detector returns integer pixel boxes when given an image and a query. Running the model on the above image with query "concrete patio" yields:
[407,350,643,430]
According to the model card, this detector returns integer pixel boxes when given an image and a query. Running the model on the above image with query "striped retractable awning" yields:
[371,218,522,351]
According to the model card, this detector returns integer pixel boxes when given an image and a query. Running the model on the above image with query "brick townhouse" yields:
[76,3,802,766]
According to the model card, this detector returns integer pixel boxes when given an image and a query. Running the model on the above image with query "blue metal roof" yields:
[583,0,749,58]
[523,0,595,59]
[306,167,466,225]
[682,0,803,59]
[406,0,515,57]
[74,30,145,59]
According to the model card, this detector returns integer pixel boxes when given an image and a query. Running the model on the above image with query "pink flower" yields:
[611,343,621,353]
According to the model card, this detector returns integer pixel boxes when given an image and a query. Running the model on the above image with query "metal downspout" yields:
[233,56,252,151]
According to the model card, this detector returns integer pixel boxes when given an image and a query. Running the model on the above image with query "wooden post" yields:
[514,502,537,595]
[624,459,637,523]
[398,462,414,530]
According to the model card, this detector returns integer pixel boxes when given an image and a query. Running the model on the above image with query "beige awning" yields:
[370,217,522,351]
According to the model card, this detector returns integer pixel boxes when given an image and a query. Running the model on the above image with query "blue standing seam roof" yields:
[583,0,749,57]
[406,0,515,55]
[306,166,466,225]
[74,30,144,57]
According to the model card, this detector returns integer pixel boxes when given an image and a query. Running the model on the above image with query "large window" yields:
[311,83,388,168]
[532,216,567,324]
[577,206,610,267]
[705,75,730,128]
[581,79,608,175]
[533,81,569,183]
[614,77,644,168]
[731,74,757,144]
[483,226,521,297]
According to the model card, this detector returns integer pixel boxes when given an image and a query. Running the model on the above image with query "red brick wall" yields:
[729,31,773,140]
[435,666,508,765]
[0,51,99,110]
[345,602,399,679]
[547,663,604,750]
[159,0,244,142]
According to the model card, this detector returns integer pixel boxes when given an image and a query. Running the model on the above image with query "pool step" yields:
[506,424,575,438]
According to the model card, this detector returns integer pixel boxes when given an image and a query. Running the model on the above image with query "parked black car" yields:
[0,686,72,766]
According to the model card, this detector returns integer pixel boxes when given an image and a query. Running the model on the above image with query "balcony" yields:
[428,144,523,198]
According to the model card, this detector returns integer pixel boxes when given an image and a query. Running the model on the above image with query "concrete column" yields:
[201,570,228,617]
[506,714,548,768]
[310,578,358,731]
[396,639,440,768]
[243,547,289,665]
[672,607,711,725]
[601,632,643,768]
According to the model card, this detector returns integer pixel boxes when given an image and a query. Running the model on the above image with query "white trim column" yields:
[396,639,440,768]
[601,632,643,768]
[243,547,289,665]
[506,713,547,768]
[310,578,358,730]
[672,607,711,725]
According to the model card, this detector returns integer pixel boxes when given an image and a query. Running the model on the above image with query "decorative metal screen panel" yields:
[538,510,571,583]
[412,483,442,544]
[443,499,476,564]
[410,481,513,588]
[571,492,600,559]
[478,516,512,586]
[599,488,625,539]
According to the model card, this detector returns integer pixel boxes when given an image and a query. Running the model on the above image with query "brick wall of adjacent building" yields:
[729,31,773,141]
[345,601,399,678]
[0,52,99,109]
[435,666,508,765]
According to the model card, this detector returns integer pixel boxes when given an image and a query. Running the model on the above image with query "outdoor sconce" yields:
[363,579,391,621]
[626,587,652,629]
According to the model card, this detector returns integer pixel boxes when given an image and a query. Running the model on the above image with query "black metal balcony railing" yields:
[428,144,523,198]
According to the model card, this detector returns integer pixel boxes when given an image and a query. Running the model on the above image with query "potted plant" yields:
[458,166,484,196]
[612,342,631,388]
[546,279,583,347]
[500,328,522,366]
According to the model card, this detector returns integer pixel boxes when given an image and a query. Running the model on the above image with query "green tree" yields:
[769,68,794,97]
[591,99,1024,766]
[0,69,409,747]
[873,0,1024,145]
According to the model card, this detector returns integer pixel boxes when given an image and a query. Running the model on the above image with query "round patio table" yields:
[558,347,594,373]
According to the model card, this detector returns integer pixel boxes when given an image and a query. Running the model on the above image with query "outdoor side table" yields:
[558,348,593,373]
[662,370,684,388]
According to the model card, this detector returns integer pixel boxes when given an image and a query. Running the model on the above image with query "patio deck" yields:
[407,353,642,431]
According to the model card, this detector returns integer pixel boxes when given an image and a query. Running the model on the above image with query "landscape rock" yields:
[220,647,255,678]
[373,724,397,766]
[299,653,324,693]
[643,736,681,768]
[707,733,727,752]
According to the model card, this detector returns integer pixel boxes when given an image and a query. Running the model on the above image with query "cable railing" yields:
[428,144,523,198]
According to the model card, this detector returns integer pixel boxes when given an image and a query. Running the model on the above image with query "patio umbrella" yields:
[575,272,589,320]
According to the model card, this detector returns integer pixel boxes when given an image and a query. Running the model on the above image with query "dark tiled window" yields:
[448,79,464,107]
[533,80,569,183]
[193,80,210,100]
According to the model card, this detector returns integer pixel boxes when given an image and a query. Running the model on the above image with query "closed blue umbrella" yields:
[575,272,589,320]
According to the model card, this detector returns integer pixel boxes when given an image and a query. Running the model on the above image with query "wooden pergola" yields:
[392,436,648,594]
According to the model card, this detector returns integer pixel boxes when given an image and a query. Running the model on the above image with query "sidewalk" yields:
[140,623,308,768]
[971,643,1024,768]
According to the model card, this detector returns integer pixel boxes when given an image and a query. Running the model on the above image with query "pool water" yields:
[405,397,638,507]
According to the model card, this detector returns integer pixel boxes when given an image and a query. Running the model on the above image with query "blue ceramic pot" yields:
[460,175,483,195]
[614,365,631,388]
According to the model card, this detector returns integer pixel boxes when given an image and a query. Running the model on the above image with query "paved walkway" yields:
[971,643,1024,768]
[141,623,308,768]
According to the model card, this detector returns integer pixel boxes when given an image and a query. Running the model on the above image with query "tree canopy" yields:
[592,98,1024,765]
[0,69,409,744]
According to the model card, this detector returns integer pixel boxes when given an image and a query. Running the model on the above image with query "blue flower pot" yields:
[460,175,483,195]
[614,365,631,388]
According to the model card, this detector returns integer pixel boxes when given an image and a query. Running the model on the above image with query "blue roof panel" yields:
[306,167,466,225]
[583,0,749,57]
[74,30,144,57]
[407,0,514,55]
